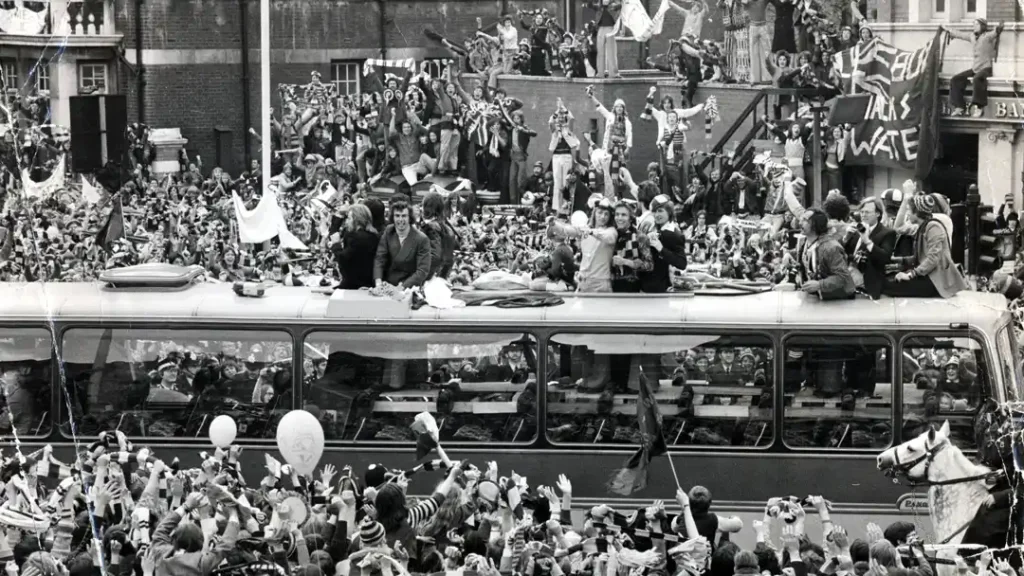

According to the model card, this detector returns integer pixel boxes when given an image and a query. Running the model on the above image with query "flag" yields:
[96,198,126,253]
[607,369,667,495]
[231,188,307,250]
[617,0,670,41]
[81,176,102,205]
[20,156,66,199]
[914,29,944,180]
[312,180,339,211]
[410,412,440,461]
[830,30,944,175]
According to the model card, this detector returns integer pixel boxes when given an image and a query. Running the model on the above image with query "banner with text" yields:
[831,30,943,179]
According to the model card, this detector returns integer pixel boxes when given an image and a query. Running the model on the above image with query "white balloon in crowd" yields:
[276,409,325,476]
[209,414,238,448]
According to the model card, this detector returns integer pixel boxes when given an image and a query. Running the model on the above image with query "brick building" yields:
[1,0,261,176]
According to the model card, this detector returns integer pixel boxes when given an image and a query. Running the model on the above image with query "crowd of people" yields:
[0,423,1022,576]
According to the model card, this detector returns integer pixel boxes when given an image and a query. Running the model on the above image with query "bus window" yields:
[901,335,987,450]
[782,335,892,450]
[996,327,1020,402]
[545,334,774,447]
[60,329,292,438]
[0,329,52,437]
[303,332,537,443]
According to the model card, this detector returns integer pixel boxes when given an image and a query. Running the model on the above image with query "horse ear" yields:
[939,420,951,438]
[927,426,937,442]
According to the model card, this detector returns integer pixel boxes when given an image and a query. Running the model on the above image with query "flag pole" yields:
[666,452,681,489]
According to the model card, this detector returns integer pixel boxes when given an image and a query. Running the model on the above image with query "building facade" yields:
[869,0,1024,207]
[0,0,260,175]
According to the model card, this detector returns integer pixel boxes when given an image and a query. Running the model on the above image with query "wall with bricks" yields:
[488,74,760,177]
[269,0,561,52]
[113,0,261,175]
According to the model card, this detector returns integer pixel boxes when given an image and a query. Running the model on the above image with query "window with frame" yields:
[60,328,292,438]
[934,0,946,13]
[901,335,989,450]
[1,60,18,92]
[545,334,774,447]
[78,62,107,94]
[782,335,893,450]
[0,329,53,437]
[330,61,362,96]
[33,63,49,93]
[303,332,538,443]
[966,0,977,13]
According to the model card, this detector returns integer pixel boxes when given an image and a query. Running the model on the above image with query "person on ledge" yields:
[942,18,1004,118]
[593,0,622,78]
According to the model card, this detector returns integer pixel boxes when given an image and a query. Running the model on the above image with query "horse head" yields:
[877,420,951,484]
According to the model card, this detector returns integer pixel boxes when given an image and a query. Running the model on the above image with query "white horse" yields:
[877,421,1003,554]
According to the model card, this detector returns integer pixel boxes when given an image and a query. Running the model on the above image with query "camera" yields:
[856,222,866,233]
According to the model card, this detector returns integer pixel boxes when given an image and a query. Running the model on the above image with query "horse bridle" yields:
[884,438,1003,488]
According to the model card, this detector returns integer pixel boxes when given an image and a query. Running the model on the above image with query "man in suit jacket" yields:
[373,200,431,289]
[799,209,855,300]
[844,196,896,299]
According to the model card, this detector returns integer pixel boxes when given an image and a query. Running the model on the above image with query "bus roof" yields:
[0,281,1011,331]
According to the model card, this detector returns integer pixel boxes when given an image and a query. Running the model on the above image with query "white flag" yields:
[81,175,102,205]
[231,188,308,250]
[618,0,670,42]
[21,156,66,200]
[312,180,339,210]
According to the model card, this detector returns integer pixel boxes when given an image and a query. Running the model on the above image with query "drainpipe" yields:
[378,0,387,87]
[239,0,252,166]
[134,0,145,124]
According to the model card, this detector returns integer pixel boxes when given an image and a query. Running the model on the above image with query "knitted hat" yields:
[912,193,940,215]
[359,517,386,548]
[1006,193,1014,202]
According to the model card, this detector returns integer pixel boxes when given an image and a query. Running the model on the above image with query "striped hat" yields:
[912,193,940,215]
[359,517,386,548]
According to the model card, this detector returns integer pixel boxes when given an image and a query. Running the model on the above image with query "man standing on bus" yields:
[847,197,896,300]
[374,200,431,289]
[797,209,855,300]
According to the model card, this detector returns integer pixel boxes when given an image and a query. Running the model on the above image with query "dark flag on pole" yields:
[96,197,126,253]
[607,369,667,495]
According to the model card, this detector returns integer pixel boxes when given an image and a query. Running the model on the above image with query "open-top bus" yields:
[0,265,1020,545]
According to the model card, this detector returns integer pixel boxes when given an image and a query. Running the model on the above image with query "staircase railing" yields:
[698,87,821,173]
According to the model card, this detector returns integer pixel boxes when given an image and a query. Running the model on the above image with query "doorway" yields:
[926,131,979,204]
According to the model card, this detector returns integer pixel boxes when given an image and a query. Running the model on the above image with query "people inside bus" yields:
[374,200,432,290]
[845,196,896,300]
[796,209,855,300]
[477,340,536,383]
[884,194,968,298]
[0,359,37,435]
[935,353,980,408]
[706,347,746,386]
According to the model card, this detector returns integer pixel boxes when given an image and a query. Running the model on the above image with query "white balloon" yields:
[208,415,237,448]
[570,211,588,228]
[275,410,324,476]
